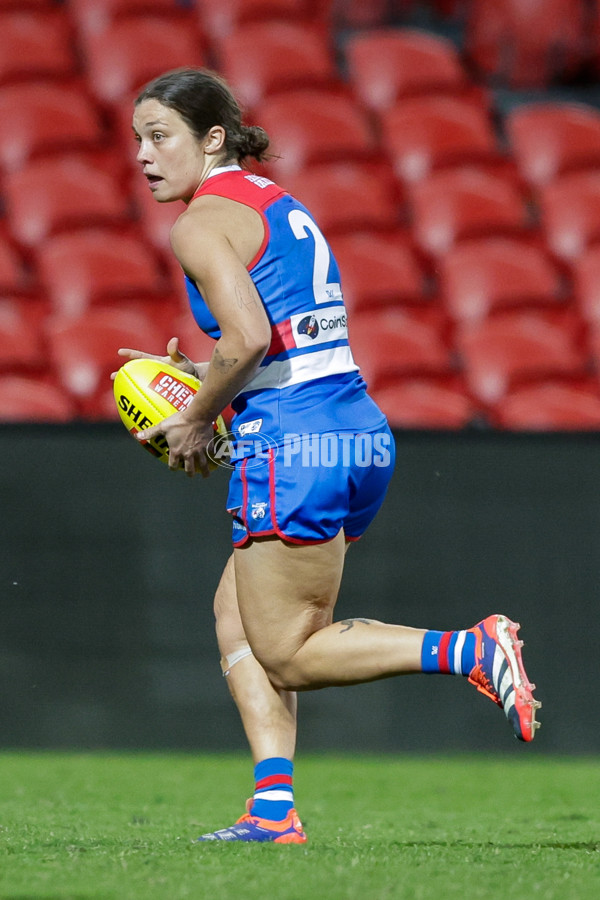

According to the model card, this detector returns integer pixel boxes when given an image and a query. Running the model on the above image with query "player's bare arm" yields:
[134,202,271,475]
[170,201,271,422]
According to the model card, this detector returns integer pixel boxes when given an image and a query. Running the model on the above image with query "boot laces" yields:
[468,664,502,707]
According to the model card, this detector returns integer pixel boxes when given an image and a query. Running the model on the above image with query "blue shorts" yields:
[226,426,395,546]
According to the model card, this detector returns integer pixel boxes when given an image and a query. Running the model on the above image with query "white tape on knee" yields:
[221,645,253,676]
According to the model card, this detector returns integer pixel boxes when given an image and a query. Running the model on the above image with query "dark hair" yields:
[135,67,271,163]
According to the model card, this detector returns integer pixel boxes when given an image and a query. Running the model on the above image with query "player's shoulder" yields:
[169,201,230,266]
[195,169,286,210]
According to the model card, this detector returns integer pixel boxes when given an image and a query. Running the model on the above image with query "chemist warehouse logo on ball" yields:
[207,424,393,470]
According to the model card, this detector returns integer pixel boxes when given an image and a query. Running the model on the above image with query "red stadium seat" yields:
[466,0,587,88]
[456,312,586,405]
[198,0,312,41]
[585,324,600,370]
[280,162,401,237]
[257,90,376,179]
[83,18,206,105]
[439,238,565,323]
[572,246,600,325]
[218,21,338,111]
[410,167,529,257]
[0,298,45,370]
[380,96,499,185]
[170,311,219,364]
[328,231,426,314]
[345,28,469,113]
[129,177,190,312]
[36,228,169,318]
[0,11,76,86]
[506,103,600,189]
[492,380,600,431]
[349,308,451,391]
[4,157,131,248]
[590,4,600,79]
[539,172,600,263]
[70,0,196,36]
[0,237,27,294]
[0,0,58,7]
[45,307,167,418]
[370,375,478,429]
[131,176,185,253]
[0,375,76,422]
[0,82,104,173]
[431,0,465,17]
[329,0,393,29]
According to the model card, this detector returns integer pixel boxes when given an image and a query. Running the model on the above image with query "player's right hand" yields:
[112,337,198,380]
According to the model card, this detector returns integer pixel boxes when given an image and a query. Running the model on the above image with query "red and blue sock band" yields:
[250,757,295,822]
[421,629,476,676]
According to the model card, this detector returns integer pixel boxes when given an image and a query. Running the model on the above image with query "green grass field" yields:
[0,753,598,900]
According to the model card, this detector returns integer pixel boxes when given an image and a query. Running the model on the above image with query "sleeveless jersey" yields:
[184,168,386,453]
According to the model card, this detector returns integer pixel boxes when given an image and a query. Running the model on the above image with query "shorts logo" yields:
[238,418,263,435]
[297,315,319,339]
[251,502,268,520]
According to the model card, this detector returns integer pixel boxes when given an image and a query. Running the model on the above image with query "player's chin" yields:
[153,191,175,204]
[150,182,176,203]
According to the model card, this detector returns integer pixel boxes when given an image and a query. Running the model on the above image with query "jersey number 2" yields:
[288,209,341,305]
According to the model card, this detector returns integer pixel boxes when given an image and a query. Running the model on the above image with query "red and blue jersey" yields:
[184,166,386,451]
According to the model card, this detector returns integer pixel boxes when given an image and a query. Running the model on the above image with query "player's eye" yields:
[152,132,165,142]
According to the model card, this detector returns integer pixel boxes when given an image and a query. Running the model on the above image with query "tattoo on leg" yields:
[212,346,238,372]
[339,618,375,633]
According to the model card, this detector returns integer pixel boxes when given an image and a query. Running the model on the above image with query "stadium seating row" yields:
[3,2,600,429]
[4,91,600,242]
[1,1,599,93]
[5,297,600,429]
[9,220,600,327]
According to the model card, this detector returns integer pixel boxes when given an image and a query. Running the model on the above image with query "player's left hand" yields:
[136,410,216,478]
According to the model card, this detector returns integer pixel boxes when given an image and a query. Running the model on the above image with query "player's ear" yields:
[204,125,226,156]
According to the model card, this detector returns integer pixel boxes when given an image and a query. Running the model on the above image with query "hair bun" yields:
[235,125,270,162]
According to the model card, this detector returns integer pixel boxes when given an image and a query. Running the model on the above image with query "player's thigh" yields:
[233,531,346,671]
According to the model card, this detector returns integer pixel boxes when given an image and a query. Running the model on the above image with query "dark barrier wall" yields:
[1,424,599,754]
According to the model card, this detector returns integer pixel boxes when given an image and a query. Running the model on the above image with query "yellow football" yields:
[113,357,228,467]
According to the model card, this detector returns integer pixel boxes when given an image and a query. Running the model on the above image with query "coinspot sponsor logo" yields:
[292,306,348,348]
[297,314,319,339]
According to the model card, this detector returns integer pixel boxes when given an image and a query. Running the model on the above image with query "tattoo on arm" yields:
[212,346,238,372]
[235,278,258,310]
[339,618,375,633]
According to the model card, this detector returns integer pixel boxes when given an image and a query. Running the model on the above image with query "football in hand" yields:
[113,357,228,468]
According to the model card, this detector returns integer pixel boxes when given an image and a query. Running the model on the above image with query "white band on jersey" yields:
[206,164,243,179]
[241,344,359,394]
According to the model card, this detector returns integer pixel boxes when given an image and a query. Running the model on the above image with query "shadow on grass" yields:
[388,840,599,851]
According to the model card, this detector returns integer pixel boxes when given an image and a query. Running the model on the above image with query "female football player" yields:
[119,68,540,843]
